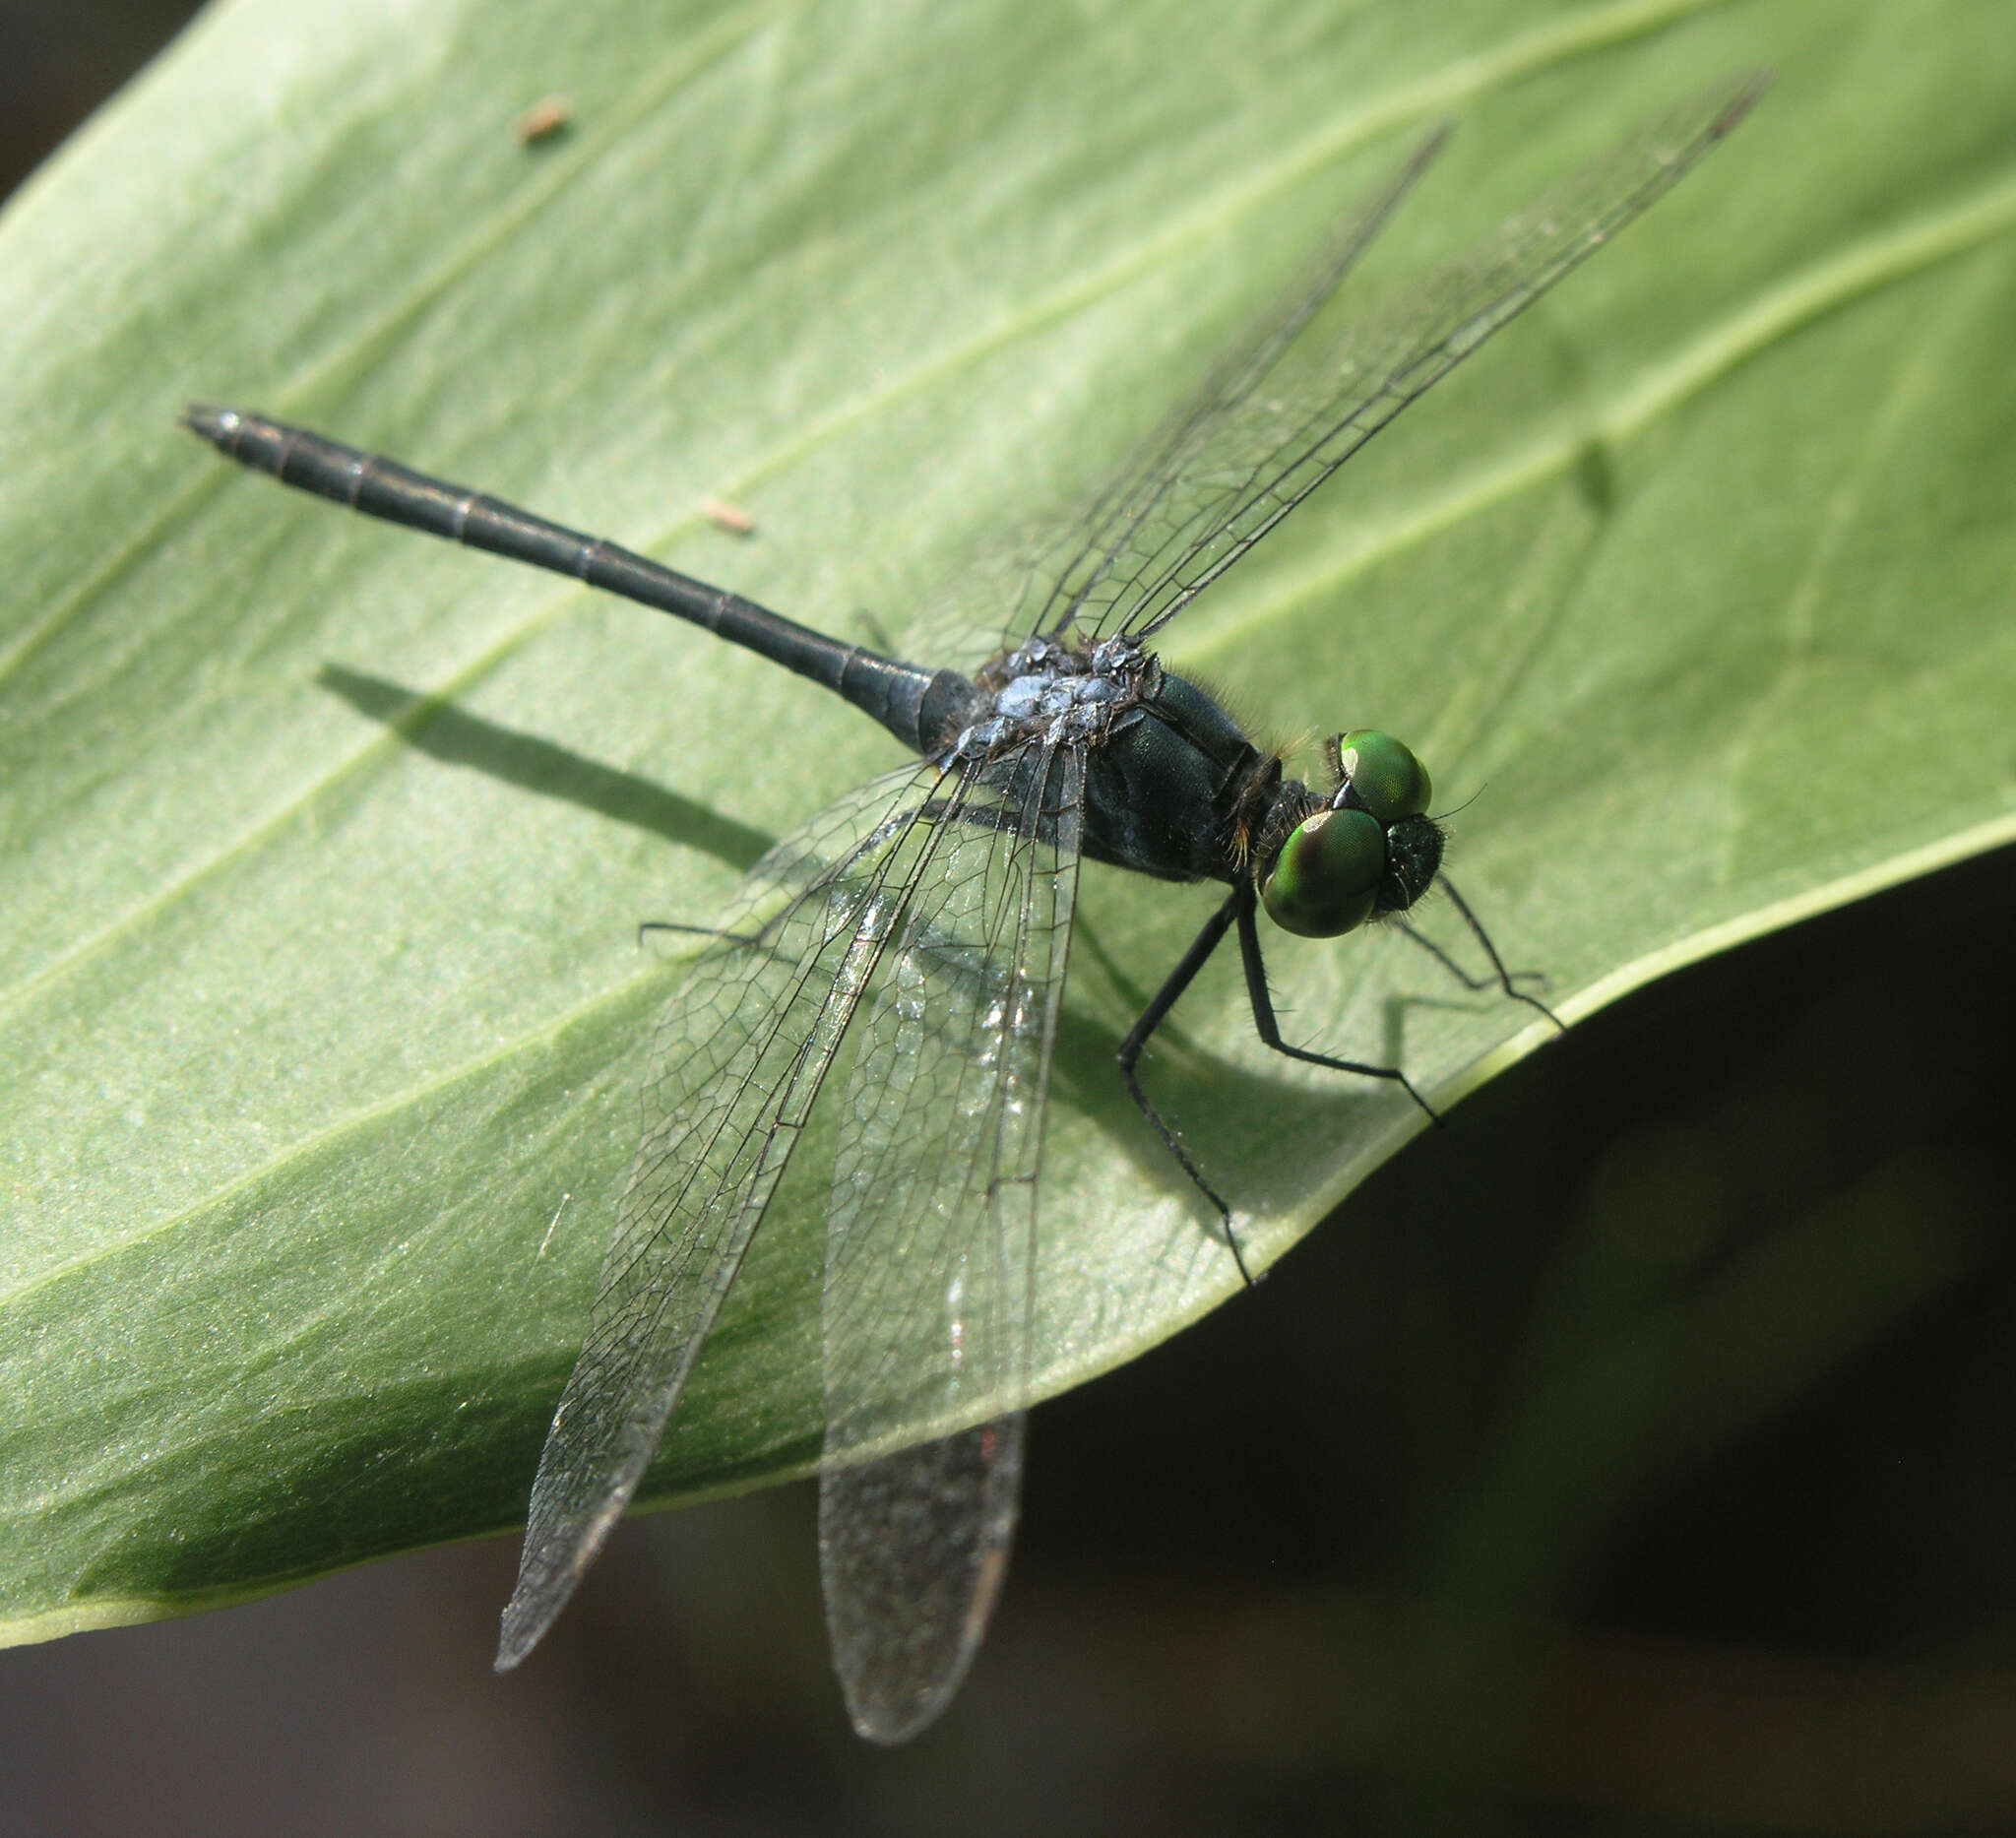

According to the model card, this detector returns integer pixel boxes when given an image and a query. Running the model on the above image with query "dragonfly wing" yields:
[496,756,963,1668]
[816,738,1086,1742]
[1017,129,1450,649]
[1071,72,1764,644]
[894,125,1448,676]
[821,1419,1027,1744]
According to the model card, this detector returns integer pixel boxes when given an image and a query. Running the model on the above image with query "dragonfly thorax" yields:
[947,632,1160,762]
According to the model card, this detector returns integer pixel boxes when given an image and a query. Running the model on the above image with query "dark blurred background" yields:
[0,0,199,202]
[6,9,2014,1835]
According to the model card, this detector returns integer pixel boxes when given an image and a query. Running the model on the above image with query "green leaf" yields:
[4,0,2013,1645]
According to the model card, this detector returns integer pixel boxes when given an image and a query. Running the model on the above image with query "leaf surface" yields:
[4,0,2014,1640]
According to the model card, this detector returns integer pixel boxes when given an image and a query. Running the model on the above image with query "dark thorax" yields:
[949,632,1279,887]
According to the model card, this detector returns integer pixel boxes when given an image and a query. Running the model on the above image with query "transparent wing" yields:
[902,72,1760,670]
[1084,73,1764,644]
[817,738,1085,1743]
[897,123,1449,675]
[496,754,969,1668]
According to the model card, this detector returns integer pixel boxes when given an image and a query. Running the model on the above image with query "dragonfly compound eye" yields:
[1335,729,1431,824]
[1262,805,1385,937]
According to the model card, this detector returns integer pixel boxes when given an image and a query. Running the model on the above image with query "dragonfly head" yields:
[1259,729,1442,938]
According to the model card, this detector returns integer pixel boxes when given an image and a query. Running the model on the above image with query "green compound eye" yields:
[1336,729,1431,824]
[1262,805,1385,938]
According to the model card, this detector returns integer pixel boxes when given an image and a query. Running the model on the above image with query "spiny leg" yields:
[638,777,1028,957]
[639,919,717,944]
[1403,874,1565,1032]
[639,782,1044,999]
[1115,892,1254,1284]
[1234,889,1443,1126]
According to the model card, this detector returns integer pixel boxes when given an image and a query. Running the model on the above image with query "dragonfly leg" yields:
[1390,919,1505,987]
[636,919,787,964]
[1406,876,1565,1032]
[1116,891,1254,1283]
[637,919,717,943]
[1235,889,1443,1126]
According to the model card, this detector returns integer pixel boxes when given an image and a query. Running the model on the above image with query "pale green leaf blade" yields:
[4,0,2013,1643]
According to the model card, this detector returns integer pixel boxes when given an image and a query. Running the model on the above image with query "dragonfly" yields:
[184,73,1761,1743]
